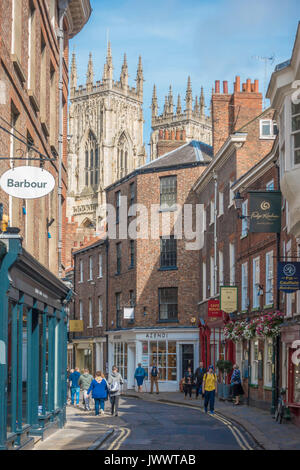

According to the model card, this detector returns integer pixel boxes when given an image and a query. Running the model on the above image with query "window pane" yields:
[295,149,300,165]
[292,102,300,115]
[160,176,177,207]
[292,115,300,132]
[261,121,271,135]
[294,132,300,149]
[168,342,176,354]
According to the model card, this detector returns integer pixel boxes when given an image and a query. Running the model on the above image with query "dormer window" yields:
[260,119,278,139]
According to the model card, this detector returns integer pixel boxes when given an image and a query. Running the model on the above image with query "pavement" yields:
[124,390,300,450]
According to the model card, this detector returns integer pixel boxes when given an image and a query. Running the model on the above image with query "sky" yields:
[70,0,299,155]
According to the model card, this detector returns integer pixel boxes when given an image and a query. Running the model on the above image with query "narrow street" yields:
[34,396,258,451]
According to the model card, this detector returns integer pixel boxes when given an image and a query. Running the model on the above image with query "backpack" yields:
[151,366,158,377]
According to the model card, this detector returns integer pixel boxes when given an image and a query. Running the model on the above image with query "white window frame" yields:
[98,253,103,278]
[265,251,274,306]
[89,255,93,280]
[218,191,224,216]
[202,262,206,300]
[241,200,248,237]
[241,262,248,311]
[210,200,214,225]
[219,250,224,288]
[252,257,260,309]
[98,296,103,327]
[291,100,300,167]
[251,339,259,385]
[259,119,277,139]
[88,298,93,328]
[79,300,83,321]
[79,259,83,282]
[264,338,273,388]
[229,243,235,285]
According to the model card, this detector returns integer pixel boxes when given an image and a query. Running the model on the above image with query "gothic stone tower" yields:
[150,77,212,160]
[66,44,146,264]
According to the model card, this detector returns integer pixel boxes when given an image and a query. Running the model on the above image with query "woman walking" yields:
[231,364,244,405]
[134,363,146,392]
[108,366,124,417]
[183,367,194,400]
[87,371,108,416]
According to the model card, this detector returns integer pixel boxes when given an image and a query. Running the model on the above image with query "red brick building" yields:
[193,77,277,377]
[71,235,108,375]
[0,0,91,275]
[105,141,212,390]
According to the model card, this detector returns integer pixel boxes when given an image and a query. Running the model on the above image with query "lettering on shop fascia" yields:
[145,332,168,339]
[34,288,48,300]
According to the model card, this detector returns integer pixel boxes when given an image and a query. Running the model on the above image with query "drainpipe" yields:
[213,171,218,297]
[105,238,109,377]
[58,0,70,278]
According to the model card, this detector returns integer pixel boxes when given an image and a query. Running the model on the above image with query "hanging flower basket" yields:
[223,312,284,341]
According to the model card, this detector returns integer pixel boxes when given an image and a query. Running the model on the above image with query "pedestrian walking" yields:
[66,368,72,403]
[79,368,93,411]
[230,364,244,405]
[108,366,124,416]
[87,371,108,416]
[134,363,146,392]
[194,362,206,401]
[183,367,194,400]
[69,367,81,406]
[150,362,160,394]
[203,365,217,415]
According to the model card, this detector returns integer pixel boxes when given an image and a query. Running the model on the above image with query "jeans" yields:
[196,384,203,398]
[71,387,80,405]
[110,395,119,415]
[204,390,215,412]
[83,390,91,410]
[184,384,193,397]
[94,398,105,415]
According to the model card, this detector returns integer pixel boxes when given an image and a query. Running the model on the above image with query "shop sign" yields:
[249,191,281,233]
[208,299,222,318]
[0,166,55,199]
[141,355,149,368]
[220,286,238,313]
[69,320,84,332]
[145,332,168,339]
[124,307,134,319]
[278,262,300,293]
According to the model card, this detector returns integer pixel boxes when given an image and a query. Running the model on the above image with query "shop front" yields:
[0,230,70,450]
[281,322,300,425]
[107,328,199,392]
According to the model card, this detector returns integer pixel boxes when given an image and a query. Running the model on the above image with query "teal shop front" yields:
[0,229,71,450]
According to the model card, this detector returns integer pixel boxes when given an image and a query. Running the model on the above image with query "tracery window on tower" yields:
[84,131,99,188]
[117,133,129,179]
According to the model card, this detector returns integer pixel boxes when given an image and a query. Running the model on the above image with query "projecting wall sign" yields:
[0,166,55,199]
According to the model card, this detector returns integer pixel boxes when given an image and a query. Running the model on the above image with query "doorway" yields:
[181,344,194,378]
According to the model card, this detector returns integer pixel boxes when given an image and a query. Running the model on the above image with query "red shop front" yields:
[281,323,300,425]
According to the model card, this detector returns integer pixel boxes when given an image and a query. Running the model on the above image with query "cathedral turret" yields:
[136,55,144,100]
[103,41,113,86]
[86,52,94,89]
[176,94,182,114]
[152,84,158,118]
[185,76,193,114]
[120,53,128,91]
[70,51,77,97]
[163,95,168,116]
[200,86,205,117]
[168,85,174,114]
[194,96,199,114]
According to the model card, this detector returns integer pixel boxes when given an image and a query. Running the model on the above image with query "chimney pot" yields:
[171,129,175,140]
[254,79,259,93]
[246,79,251,92]
[215,80,220,93]
[223,81,228,94]
[164,129,169,140]
[242,83,246,92]
[176,129,181,140]
[235,76,240,92]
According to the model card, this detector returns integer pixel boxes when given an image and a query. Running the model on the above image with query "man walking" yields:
[203,365,217,415]
[69,367,81,407]
[79,368,93,411]
[150,362,159,394]
[194,362,206,401]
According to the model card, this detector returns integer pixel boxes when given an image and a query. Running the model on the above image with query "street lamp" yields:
[233,191,244,210]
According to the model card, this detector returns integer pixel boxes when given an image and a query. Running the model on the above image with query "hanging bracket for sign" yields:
[0,124,57,162]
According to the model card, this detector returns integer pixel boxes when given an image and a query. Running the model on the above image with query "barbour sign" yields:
[0,166,55,199]
[249,191,281,233]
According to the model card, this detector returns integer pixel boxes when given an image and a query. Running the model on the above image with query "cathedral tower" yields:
[66,45,146,267]
[150,77,212,160]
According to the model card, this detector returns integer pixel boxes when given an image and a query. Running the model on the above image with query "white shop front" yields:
[107,328,199,392]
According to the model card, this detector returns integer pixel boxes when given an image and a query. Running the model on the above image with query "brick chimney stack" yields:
[212,75,262,155]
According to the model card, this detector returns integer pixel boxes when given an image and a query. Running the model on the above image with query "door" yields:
[127,344,136,389]
[289,347,300,404]
[181,344,194,378]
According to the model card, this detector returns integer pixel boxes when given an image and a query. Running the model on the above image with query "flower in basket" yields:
[255,311,284,338]
[244,318,259,340]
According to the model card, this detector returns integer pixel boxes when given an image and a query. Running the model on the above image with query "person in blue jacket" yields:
[69,367,81,406]
[87,371,108,416]
[134,363,146,392]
